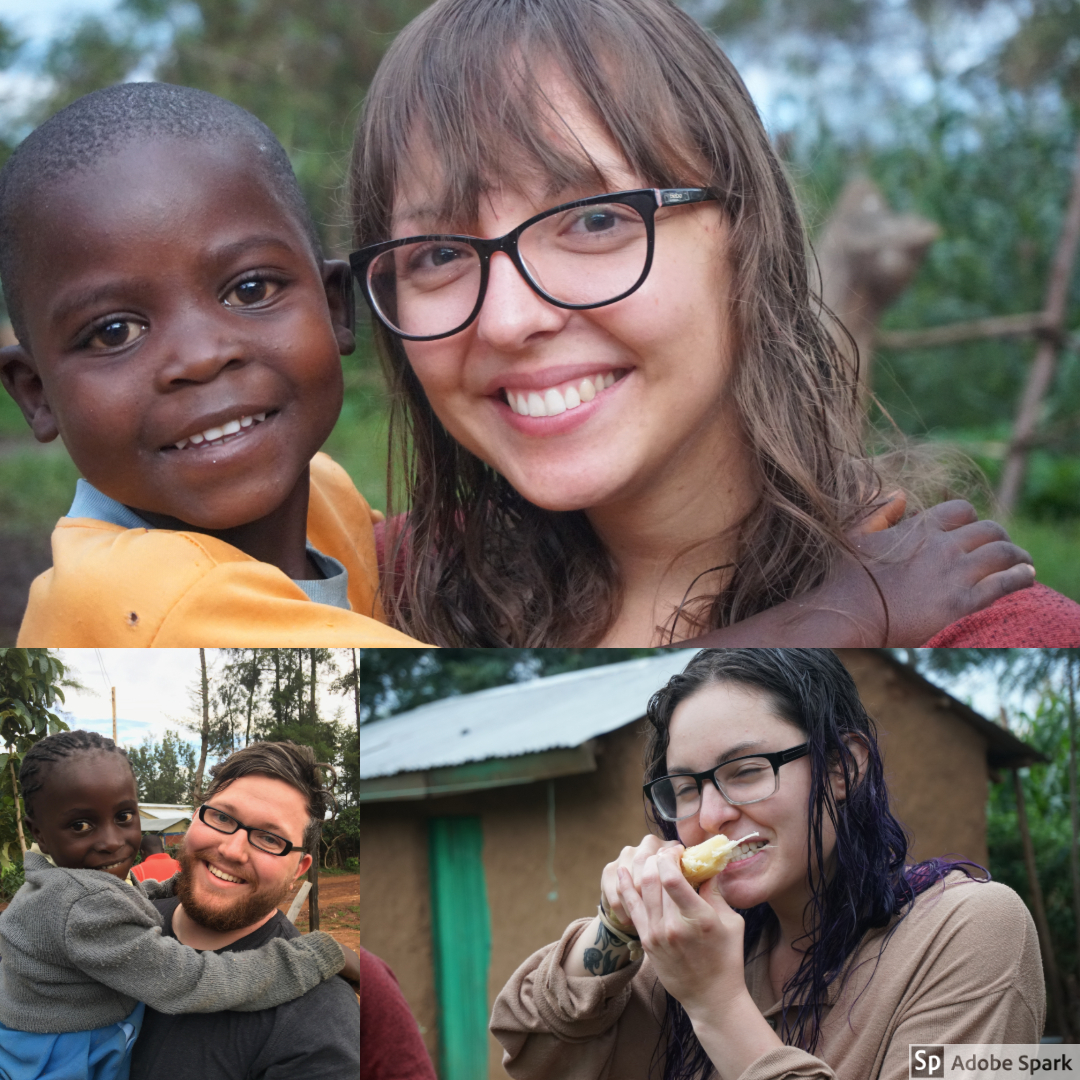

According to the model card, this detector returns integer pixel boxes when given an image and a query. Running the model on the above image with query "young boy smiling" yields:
[0,82,421,645]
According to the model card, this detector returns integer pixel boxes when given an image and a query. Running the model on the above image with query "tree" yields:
[129,729,198,803]
[190,648,211,804]
[905,648,1080,1036]
[0,649,69,866]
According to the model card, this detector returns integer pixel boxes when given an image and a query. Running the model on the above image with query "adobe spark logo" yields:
[911,1046,946,1078]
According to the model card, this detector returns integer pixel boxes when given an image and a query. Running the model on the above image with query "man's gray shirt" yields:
[130,897,364,1079]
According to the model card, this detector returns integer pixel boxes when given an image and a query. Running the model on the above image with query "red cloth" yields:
[355,946,438,1080]
[924,583,1080,646]
[131,851,182,882]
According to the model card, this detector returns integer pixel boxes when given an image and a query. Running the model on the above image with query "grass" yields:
[1004,518,1080,602]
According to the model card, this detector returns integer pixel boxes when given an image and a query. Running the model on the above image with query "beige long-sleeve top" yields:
[491,873,1045,1080]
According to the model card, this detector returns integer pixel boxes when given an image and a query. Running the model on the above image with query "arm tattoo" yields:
[583,947,622,975]
[583,919,631,975]
[595,922,625,951]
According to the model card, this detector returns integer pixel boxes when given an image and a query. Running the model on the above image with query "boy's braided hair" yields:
[0,80,321,345]
[19,729,133,817]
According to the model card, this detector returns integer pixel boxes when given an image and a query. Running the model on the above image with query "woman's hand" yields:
[616,848,783,1080]
[615,847,747,1012]
[562,834,682,978]
[600,834,684,933]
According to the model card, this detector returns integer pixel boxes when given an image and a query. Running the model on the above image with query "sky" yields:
[56,648,208,747]
[55,649,380,749]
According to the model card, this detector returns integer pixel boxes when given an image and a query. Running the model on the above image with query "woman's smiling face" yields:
[391,77,749,517]
[666,680,831,920]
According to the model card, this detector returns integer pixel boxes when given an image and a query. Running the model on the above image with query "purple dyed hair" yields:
[642,649,985,1079]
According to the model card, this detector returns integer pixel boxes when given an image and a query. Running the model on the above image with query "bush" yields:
[0,860,24,900]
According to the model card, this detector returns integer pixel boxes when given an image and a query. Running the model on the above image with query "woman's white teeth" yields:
[173,413,267,450]
[508,372,617,416]
[208,864,244,883]
[729,841,766,864]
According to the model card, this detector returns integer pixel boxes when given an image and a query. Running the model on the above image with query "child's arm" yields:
[680,499,1035,647]
[64,888,351,1014]
[138,874,178,900]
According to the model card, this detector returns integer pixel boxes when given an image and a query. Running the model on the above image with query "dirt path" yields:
[276,871,365,952]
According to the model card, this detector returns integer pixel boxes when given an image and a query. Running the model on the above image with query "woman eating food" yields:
[491,649,1045,1080]
[347,0,1079,647]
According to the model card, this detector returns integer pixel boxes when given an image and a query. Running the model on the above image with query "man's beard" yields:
[177,846,294,934]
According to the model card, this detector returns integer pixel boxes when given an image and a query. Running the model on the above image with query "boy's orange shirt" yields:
[17,453,424,646]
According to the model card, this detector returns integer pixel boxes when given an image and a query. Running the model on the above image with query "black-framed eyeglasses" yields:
[349,188,717,341]
[644,743,810,823]
[197,804,301,857]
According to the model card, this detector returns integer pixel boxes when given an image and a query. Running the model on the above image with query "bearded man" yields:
[130,740,435,1080]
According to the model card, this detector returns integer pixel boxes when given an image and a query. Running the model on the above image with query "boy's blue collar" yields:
[67,479,152,530]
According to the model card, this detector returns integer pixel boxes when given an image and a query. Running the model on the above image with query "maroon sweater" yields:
[924,582,1080,646]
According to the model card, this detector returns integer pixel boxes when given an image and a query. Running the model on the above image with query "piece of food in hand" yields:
[680,832,761,887]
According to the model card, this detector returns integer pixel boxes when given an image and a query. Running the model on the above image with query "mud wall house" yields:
[350,651,1039,1080]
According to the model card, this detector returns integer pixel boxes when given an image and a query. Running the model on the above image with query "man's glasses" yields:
[644,743,810,822]
[349,188,717,341]
[197,804,300,857]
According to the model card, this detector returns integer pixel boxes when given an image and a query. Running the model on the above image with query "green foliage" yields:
[129,729,197,803]
[1005,519,1080,602]
[0,648,68,755]
[998,0,1080,102]
[30,16,143,121]
[907,649,1080,1029]
[0,649,69,868]
[0,859,24,900]
[787,102,1080,440]
[1,0,430,256]
[986,686,1079,1022]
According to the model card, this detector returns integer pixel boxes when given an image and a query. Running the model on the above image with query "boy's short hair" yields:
[0,81,322,345]
[204,740,335,852]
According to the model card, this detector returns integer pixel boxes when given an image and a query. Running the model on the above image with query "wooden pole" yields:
[307,839,320,931]
[998,132,1080,515]
[9,759,26,855]
[111,687,117,744]
[191,649,210,805]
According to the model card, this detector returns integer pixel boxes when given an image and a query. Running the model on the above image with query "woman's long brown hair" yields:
[349,0,912,645]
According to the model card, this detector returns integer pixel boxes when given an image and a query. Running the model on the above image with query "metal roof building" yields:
[356,652,692,800]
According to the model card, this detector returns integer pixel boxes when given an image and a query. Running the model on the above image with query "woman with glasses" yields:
[491,650,1044,1080]
[346,0,1078,647]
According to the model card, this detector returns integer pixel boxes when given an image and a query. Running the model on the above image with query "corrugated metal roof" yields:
[358,652,694,779]
[139,814,190,833]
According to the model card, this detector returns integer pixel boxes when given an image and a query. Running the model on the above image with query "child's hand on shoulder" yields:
[678,493,1034,647]
[840,496,1034,645]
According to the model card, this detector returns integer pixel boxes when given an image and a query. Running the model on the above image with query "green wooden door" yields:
[428,816,492,1080]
